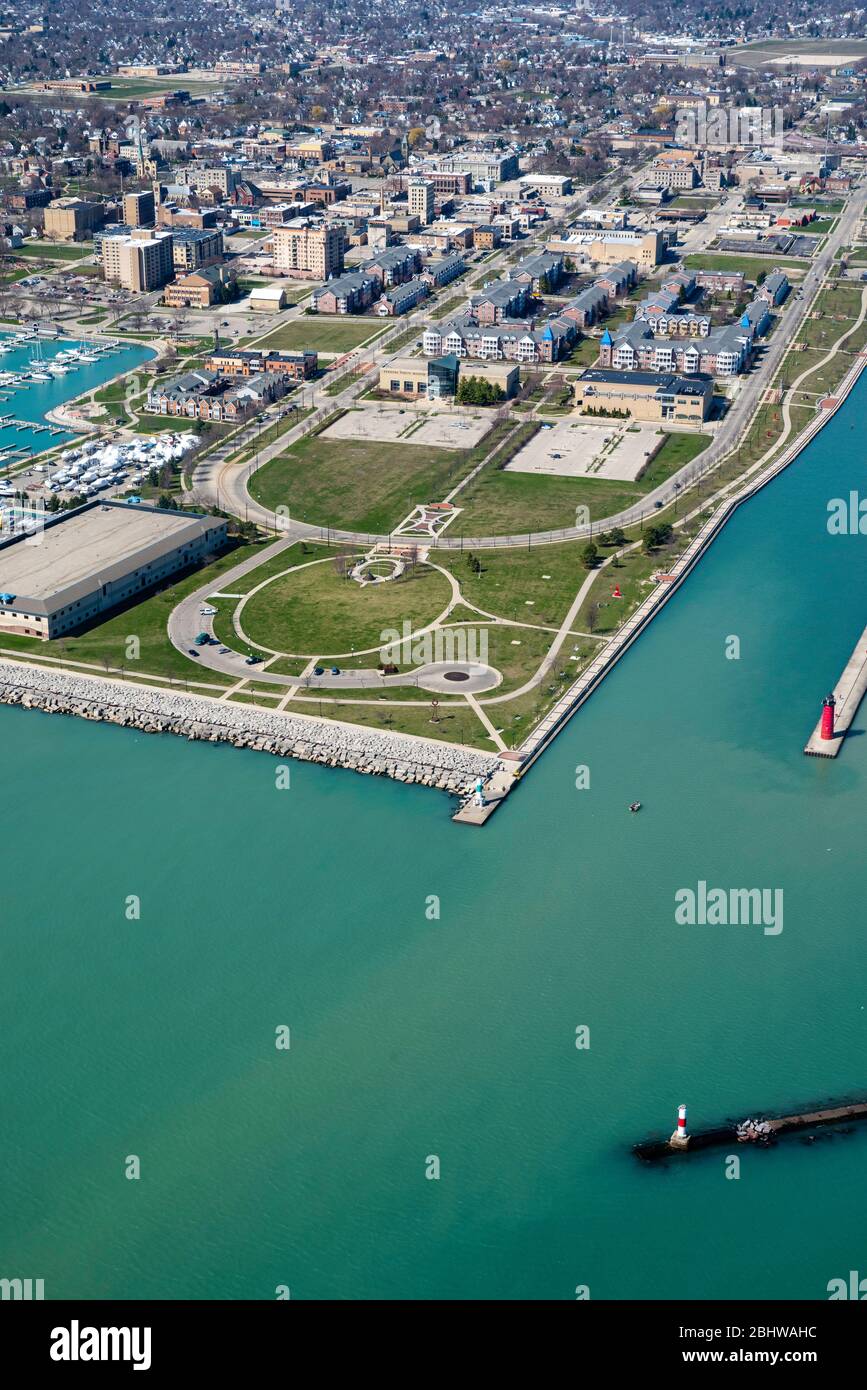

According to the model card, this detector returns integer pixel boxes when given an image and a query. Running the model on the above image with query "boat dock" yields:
[634,1097,867,1161]
[804,621,867,757]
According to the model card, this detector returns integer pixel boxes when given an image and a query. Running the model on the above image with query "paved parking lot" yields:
[505,418,664,481]
[321,404,493,450]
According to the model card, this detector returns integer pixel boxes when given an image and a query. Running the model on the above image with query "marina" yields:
[0,331,151,463]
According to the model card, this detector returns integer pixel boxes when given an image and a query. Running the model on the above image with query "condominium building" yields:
[170,227,224,272]
[272,219,344,280]
[101,228,174,291]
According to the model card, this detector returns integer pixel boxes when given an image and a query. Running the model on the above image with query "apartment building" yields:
[509,251,565,294]
[599,321,752,377]
[170,227,225,272]
[422,314,576,365]
[273,219,344,280]
[468,279,529,324]
[205,348,317,381]
[180,167,239,198]
[473,224,502,250]
[375,277,430,316]
[101,228,174,291]
[560,285,609,328]
[419,252,466,289]
[146,369,290,422]
[363,245,421,287]
[756,270,790,306]
[311,269,377,314]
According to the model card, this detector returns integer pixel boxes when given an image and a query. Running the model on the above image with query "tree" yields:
[581,541,598,569]
[643,522,673,554]
[457,376,504,406]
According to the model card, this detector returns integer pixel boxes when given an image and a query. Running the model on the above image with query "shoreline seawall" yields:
[0,659,497,795]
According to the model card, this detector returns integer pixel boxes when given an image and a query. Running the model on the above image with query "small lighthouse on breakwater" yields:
[820,694,836,741]
[670,1103,689,1150]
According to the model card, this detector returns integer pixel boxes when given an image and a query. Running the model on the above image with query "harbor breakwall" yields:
[0,660,497,794]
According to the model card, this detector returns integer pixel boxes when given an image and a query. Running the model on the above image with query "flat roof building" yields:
[273,219,344,280]
[573,368,712,424]
[0,501,227,639]
[43,197,105,242]
[102,228,174,292]
[123,190,156,228]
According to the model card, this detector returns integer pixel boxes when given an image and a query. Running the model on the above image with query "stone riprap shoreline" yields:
[0,660,497,793]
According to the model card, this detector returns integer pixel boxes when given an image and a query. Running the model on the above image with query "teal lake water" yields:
[0,333,152,461]
[3,375,867,1300]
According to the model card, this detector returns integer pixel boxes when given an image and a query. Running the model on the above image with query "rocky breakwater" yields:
[0,660,497,794]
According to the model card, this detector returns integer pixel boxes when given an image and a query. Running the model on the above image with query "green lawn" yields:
[249,433,477,532]
[437,541,592,630]
[133,414,204,434]
[429,295,467,321]
[99,76,223,99]
[561,337,600,367]
[252,319,388,354]
[279,696,486,746]
[684,252,809,280]
[238,556,454,656]
[15,243,93,261]
[806,218,837,237]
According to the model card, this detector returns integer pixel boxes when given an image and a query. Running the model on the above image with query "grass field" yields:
[15,243,92,261]
[684,253,809,280]
[238,557,453,655]
[100,76,223,99]
[806,218,837,237]
[252,319,388,354]
[733,38,867,68]
[250,432,481,533]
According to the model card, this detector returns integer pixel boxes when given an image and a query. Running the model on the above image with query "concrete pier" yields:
[804,622,867,757]
[634,1096,867,1161]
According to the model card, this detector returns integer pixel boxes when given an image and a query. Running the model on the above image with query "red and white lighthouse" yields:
[670,1102,690,1149]
[820,694,836,741]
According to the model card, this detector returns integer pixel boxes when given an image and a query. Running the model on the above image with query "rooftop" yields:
[0,502,223,613]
